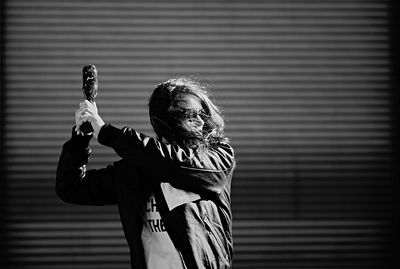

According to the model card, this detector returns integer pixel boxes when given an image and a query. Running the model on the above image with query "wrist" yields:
[70,126,93,149]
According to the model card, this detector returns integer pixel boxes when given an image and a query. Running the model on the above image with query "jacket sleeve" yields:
[97,124,236,196]
[55,128,117,205]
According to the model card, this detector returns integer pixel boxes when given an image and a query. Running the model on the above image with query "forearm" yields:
[98,124,176,166]
[55,128,116,205]
[55,129,92,203]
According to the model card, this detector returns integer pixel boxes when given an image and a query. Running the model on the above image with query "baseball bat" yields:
[80,64,98,134]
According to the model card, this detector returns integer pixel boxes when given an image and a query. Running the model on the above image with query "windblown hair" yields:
[148,77,228,151]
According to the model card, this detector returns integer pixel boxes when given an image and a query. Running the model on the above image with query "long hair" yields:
[148,77,228,151]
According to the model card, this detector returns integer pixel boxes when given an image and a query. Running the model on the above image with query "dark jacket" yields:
[56,124,236,269]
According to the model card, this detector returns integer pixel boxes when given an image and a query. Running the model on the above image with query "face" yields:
[170,94,205,132]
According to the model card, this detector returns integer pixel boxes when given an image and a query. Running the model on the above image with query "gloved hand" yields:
[75,100,105,139]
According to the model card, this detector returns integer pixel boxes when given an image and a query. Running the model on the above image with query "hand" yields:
[75,100,105,138]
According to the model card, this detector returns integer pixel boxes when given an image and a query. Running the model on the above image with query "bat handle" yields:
[80,102,94,135]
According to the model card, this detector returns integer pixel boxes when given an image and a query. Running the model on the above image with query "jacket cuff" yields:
[68,126,93,150]
[97,123,120,148]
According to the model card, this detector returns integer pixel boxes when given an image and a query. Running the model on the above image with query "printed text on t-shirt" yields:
[145,196,167,232]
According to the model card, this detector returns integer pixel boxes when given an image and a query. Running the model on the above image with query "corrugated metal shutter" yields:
[2,0,396,268]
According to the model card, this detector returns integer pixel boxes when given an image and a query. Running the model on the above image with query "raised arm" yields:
[76,100,236,196]
[97,124,236,196]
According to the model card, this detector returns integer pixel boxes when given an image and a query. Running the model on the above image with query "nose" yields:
[197,114,204,123]
[195,115,204,129]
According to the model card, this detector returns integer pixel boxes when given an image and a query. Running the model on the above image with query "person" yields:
[56,77,236,269]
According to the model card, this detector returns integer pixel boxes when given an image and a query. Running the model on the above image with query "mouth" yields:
[186,119,204,132]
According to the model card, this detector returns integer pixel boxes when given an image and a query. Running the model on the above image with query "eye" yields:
[198,109,210,121]
[187,109,209,120]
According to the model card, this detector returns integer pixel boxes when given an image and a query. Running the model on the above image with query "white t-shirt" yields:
[141,183,200,269]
